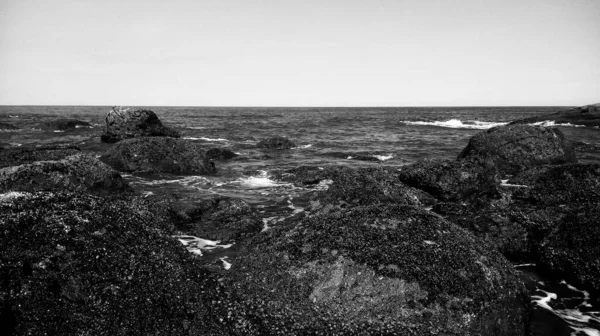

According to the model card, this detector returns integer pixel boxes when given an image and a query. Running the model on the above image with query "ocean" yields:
[1,105,599,335]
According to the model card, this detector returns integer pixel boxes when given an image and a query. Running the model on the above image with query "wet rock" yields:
[220,204,531,335]
[100,106,180,143]
[510,103,600,127]
[538,205,600,296]
[397,158,499,201]
[458,124,576,176]
[205,147,238,161]
[100,137,217,174]
[37,119,91,131]
[0,122,19,130]
[0,145,81,168]
[256,136,296,149]
[0,192,225,335]
[0,154,131,196]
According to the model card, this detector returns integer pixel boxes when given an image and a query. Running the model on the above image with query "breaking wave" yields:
[400,119,508,129]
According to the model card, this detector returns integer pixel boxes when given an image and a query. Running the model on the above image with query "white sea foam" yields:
[187,126,206,130]
[530,121,586,128]
[53,130,65,133]
[373,154,394,161]
[182,136,228,142]
[238,171,290,189]
[174,235,233,256]
[220,257,232,270]
[400,119,508,129]
[127,175,210,190]
[75,124,93,128]
[293,144,313,149]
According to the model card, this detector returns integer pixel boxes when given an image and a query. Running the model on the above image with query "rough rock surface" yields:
[0,145,81,168]
[397,158,499,201]
[0,192,225,336]
[0,154,131,196]
[458,124,577,176]
[220,204,531,335]
[0,122,19,130]
[100,137,217,174]
[205,147,238,161]
[37,119,91,131]
[100,106,180,143]
[256,136,296,149]
[510,103,600,127]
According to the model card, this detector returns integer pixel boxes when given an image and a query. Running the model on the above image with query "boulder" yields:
[100,106,180,143]
[0,122,19,130]
[0,154,131,196]
[0,192,225,335]
[219,204,531,335]
[509,103,600,127]
[0,145,81,168]
[100,137,217,174]
[397,158,499,201]
[256,136,296,149]
[37,119,91,131]
[458,124,577,176]
[205,147,238,161]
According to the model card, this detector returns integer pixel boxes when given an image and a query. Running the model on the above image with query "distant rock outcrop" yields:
[37,119,91,131]
[100,137,216,174]
[205,147,238,161]
[458,124,577,176]
[0,145,81,168]
[0,122,19,130]
[256,136,296,149]
[509,103,600,127]
[100,106,180,143]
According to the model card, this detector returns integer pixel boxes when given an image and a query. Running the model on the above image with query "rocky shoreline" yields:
[1,105,599,335]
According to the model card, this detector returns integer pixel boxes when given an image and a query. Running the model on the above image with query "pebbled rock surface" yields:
[509,103,600,127]
[457,124,577,176]
[0,192,226,336]
[256,136,296,149]
[0,122,19,130]
[397,158,499,201]
[100,106,180,143]
[219,204,531,335]
[100,137,217,174]
[0,154,131,196]
[37,119,91,131]
[205,147,238,161]
[0,145,81,169]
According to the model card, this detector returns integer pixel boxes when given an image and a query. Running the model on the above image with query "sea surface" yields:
[1,105,599,335]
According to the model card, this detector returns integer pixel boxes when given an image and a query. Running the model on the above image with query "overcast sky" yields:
[0,0,598,106]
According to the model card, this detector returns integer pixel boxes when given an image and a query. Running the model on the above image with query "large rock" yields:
[100,106,180,143]
[0,145,81,168]
[219,204,531,335]
[0,154,131,196]
[458,124,577,176]
[37,119,91,131]
[256,136,296,149]
[397,158,499,201]
[100,137,217,174]
[0,122,19,130]
[510,103,600,127]
[205,147,238,161]
[0,192,225,335]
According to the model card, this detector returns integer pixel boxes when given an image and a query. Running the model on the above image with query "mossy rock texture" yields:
[0,192,226,336]
[100,106,180,143]
[0,145,81,169]
[100,137,217,174]
[458,124,576,176]
[219,204,531,335]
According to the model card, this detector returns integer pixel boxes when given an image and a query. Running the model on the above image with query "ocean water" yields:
[1,105,600,335]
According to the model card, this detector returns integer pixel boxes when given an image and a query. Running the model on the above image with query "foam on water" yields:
[373,154,394,161]
[182,136,228,141]
[400,119,508,129]
[293,144,313,149]
[174,235,233,256]
[531,121,587,128]
[238,171,291,189]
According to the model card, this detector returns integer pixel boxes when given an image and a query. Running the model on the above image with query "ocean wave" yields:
[373,154,394,161]
[293,144,313,149]
[182,136,228,142]
[530,121,587,128]
[125,175,211,190]
[400,119,508,129]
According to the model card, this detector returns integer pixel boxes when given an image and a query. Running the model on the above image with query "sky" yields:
[0,0,599,106]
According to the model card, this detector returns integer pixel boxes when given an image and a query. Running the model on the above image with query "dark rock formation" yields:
[220,204,531,335]
[0,192,225,335]
[37,119,91,131]
[397,158,499,201]
[100,137,217,174]
[256,136,296,149]
[205,147,238,161]
[100,106,180,143]
[458,124,577,176]
[0,154,132,196]
[0,145,81,168]
[510,103,600,127]
[0,122,19,130]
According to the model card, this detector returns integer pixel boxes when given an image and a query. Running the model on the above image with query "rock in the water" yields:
[0,122,19,130]
[397,158,499,201]
[100,106,180,143]
[458,124,577,176]
[220,204,531,335]
[100,137,217,174]
[0,154,132,196]
[205,147,238,160]
[37,119,91,131]
[538,205,600,296]
[510,103,600,127]
[256,136,296,149]
[0,145,81,168]
[0,192,225,335]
